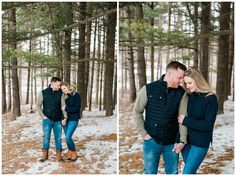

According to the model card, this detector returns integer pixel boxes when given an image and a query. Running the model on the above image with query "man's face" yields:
[51,81,61,91]
[168,68,185,88]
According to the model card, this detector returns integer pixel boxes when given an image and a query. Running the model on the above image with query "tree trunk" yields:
[216,2,231,114]
[105,3,116,116]
[96,19,101,106]
[77,2,87,113]
[7,66,12,111]
[26,39,32,104]
[2,69,7,114]
[103,20,107,110]
[200,2,211,82]
[113,62,117,109]
[193,3,199,68]
[227,3,234,97]
[150,2,155,82]
[127,6,136,103]
[135,4,146,89]
[89,19,97,111]
[166,2,171,63]
[64,3,73,84]
[85,3,93,107]
[9,8,21,120]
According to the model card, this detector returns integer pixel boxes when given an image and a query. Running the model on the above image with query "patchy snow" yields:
[119,95,234,174]
[2,107,117,174]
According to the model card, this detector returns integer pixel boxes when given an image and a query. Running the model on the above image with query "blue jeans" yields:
[42,118,62,150]
[63,120,78,151]
[181,144,209,174]
[143,138,178,174]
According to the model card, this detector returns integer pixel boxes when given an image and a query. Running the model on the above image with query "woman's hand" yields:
[61,106,66,111]
[178,115,185,124]
[62,119,67,126]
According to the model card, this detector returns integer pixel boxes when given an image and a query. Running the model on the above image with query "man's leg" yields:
[182,145,208,174]
[162,144,179,174]
[53,121,63,162]
[53,121,62,150]
[40,118,52,162]
[143,139,161,174]
[42,118,52,149]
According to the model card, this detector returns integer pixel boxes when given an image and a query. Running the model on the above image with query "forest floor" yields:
[2,107,117,174]
[119,93,234,174]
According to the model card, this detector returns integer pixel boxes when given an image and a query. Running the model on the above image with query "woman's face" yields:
[61,85,70,94]
[184,76,198,93]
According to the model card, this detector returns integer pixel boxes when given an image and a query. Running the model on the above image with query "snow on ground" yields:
[2,107,117,174]
[119,94,234,174]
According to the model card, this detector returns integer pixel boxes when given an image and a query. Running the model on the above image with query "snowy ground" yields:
[119,93,234,174]
[2,106,117,174]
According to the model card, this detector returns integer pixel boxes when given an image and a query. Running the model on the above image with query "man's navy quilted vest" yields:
[42,86,62,121]
[145,75,185,145]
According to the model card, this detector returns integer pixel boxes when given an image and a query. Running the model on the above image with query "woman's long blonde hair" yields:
[184,68,214,96]
[61,82,77,93]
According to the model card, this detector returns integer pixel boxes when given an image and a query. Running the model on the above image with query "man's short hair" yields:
[166,61,187,71]
[51,77,62,83]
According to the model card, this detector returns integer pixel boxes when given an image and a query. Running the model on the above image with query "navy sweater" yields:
[183,92,218,148]
[65,92,81,121]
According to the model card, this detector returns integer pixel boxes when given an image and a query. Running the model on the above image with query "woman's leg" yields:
[182,145,209,174]
[181,144,191,163]
[65,121,79,151]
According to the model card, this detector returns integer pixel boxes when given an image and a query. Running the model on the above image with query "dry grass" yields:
[200,147,234,174]
[2,112,116,174]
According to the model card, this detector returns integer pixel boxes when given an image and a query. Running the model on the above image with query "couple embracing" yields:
[37,77,81,162]
[134,61,218,174]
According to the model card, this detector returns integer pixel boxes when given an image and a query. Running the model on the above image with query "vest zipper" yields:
[160,88,168,145]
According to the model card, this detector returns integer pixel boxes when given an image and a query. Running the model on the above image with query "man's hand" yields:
[62,119,67,126]
[144,134,152,140]
[172,143,185,154]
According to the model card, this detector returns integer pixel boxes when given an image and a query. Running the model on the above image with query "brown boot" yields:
[39,149,48,162]
[56,150,64,162]
[70,151,78,162]
[66,150,72,160]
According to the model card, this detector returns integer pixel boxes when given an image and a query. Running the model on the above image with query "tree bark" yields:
[64,3,73,84]
[105,3,116,116]
[127,6,136,103]
[2,69,7,114]
[227,3,234,97]
[216,2,231,114]
[85,3,93,107]
[77,2,87,113]
[9,7,21,120]
[200,2,211,82]
[135,4,146,89]
[89,19,97,111]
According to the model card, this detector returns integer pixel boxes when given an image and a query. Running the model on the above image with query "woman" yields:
[178,68,218,174]
[61,82,81,162]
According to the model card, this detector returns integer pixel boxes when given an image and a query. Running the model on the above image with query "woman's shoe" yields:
[66,150,72,160]
[70,151,78,162]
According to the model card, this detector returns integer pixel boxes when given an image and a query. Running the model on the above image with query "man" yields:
[37,77,64,162]
[133,61,187,174]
